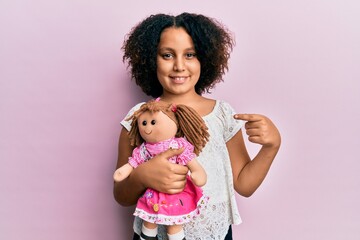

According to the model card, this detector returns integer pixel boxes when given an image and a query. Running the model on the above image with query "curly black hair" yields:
[122,12,234,97]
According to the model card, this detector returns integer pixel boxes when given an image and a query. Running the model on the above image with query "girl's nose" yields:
[173,57,185,72]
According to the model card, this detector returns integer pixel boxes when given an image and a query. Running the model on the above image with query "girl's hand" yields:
[136,147,189,194]
[234,114,281,149]
[229,114,281,197]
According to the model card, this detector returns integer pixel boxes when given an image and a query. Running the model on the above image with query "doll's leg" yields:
[167,225,185,240]
[140,221,158,240]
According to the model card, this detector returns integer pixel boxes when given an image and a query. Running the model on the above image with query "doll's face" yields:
[137,110,177,143]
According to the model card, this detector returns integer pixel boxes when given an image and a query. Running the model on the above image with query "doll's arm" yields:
[113,163,134,182]
[113,128,143,206]
[186,159,207,187]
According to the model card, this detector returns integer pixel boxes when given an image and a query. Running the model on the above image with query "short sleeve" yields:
[220,101,245,142]
[120,102,145,131]
[128,146,143,168]
[175,138,196,165]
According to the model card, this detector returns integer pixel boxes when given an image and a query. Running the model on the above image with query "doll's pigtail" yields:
[128,117,141,147]
[175,105,209,155]
[127,105,147,147]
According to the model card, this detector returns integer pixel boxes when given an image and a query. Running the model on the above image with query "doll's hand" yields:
[138,147,188,194]
[234,114,281,149]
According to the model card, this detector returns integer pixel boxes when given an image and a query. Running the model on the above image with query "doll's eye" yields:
[151,120,156,125]
[142,120,147,126]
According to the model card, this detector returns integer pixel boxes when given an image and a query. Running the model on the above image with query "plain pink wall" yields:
[1,1,359,240]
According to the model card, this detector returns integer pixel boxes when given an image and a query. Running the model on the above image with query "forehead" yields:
[158,27,194,49]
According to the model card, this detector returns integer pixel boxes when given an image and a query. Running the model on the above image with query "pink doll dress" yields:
[129,137,209,225]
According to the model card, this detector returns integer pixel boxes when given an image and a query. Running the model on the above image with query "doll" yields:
[113,98,209,239]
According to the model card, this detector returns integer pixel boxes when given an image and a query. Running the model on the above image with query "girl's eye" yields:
[162,53,173,59]
[151,120,156,125]
[186,52,196,58]
[142,120,147,126]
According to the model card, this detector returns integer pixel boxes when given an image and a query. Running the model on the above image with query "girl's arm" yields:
[113,128,189,206]
[227,114,281,197]
[186,159,207,187]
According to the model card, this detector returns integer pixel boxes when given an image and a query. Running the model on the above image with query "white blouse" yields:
[121,100,244,240]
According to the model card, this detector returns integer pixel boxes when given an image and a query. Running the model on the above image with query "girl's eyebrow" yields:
[158,47,196,52]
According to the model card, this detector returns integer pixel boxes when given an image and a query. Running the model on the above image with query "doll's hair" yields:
[122,12,234,97]
[127,99,209,155]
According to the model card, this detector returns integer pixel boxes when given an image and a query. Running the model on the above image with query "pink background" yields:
[1,1,359,239]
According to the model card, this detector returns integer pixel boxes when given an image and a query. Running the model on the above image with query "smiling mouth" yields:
[171,76,187,84]
[145,131,152,135]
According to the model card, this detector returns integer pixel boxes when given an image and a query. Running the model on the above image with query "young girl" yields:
[114,12,281,240]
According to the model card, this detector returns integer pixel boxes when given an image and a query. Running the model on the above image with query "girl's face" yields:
[156,27,201,97]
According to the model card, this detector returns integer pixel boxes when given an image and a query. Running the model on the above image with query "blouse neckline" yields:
[202,100,219,119]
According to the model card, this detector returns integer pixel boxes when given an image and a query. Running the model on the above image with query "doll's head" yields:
[128,99,209,155]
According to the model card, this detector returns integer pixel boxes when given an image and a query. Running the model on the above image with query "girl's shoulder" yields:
[128,102,145,113]
[120,102,146,131]
[200,98,237,118]
[194,97,216,117]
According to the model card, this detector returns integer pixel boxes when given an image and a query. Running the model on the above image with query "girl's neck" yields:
[160,92,203,105]
[160,92,215,117]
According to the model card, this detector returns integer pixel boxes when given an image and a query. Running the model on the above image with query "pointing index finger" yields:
[234,114,262,122]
